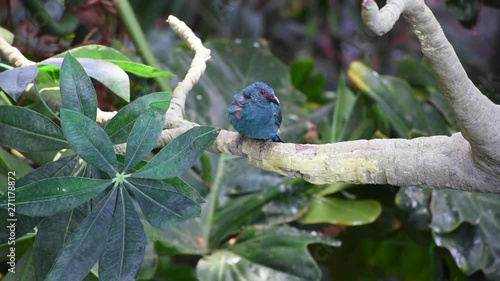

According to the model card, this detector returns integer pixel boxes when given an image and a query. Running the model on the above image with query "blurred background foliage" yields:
[1,0,500,280]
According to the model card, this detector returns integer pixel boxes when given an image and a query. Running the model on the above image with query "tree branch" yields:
[361,0,500,178]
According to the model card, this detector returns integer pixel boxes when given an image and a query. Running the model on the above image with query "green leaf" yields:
[395,186,432,230]
[127,178,201,228]
[61,109,118,174]
[105,92,171,144]
[398,57,458,131]
[0,65,39,101]
[99,188,146,281]
[155,214,208,255]
[331,74,358,142]
[60,53,98,121]
[124,102,167,171]
[430,190,500,279]
[0,177,111,216]
[290,58,326,103]
[348,61,447,138]
[43,56,130,102]
[17,155,79,185]
[132,127,220,180]
[55,44,131,61]
[106,60,174,78]
[0,105,68,152]
[301,196,382,226]
[211,181,311,247]
[45,188,117,281]
[197,225,340,281]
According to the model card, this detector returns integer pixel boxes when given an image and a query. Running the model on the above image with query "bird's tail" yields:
[272,135,282,142]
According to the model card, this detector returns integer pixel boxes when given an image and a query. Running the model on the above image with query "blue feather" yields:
[228,82,282,142]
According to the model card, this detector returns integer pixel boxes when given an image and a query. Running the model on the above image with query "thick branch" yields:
[361,0,500,174]
[211,131,500,193]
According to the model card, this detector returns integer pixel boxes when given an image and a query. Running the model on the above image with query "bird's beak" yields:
[268,94,280,105]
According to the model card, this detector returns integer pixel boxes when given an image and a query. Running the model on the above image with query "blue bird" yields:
[228,82,282,142]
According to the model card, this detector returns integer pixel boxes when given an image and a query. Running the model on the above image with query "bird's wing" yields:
[230,93,246,120]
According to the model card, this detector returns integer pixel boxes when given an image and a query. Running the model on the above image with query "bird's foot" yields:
[236,134,246,149]
[259,139,273,151]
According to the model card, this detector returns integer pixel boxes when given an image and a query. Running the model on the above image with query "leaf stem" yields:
[116,0,172,92]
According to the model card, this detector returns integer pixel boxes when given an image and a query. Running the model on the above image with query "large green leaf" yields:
[348,61,449,138]
[127,178,201,228]
[54,45,131,61]
[300,196,382,226]
[132,127,219,180]
[430,190,500,279]
[330,74,358,142]
[398,57,458,131]
[61,109,118,174]
[167,39,308,142]
[45,188,116,281]
[197,225,340,281]
[105,60,174,78]
[124,102,167,171]
[0,65,39,101]
[0,105,68,151]
[0,177,111,216]
[210,181,312,248]
[105,92,171,144]
[59,53,98,121]
[42,56,130,102]
[99,188,146,281]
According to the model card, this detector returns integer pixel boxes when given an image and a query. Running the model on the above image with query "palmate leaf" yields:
[132,126,219,180]
[99,188,146,281]
[59,53,98,120]
[197,225,341,281]
[0,177,111,216]
[61,109,118,174]
[105,92,171,144]
[126,178,201,229]
[0,105,68,152]
[45,188,117,281]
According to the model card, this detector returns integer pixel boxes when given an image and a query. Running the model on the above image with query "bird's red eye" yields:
[259,89,266,95]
